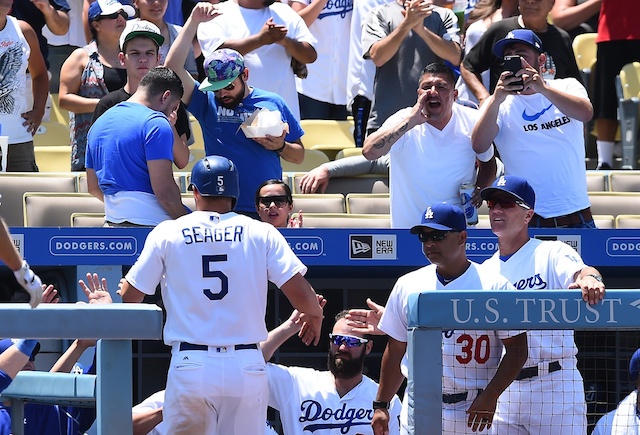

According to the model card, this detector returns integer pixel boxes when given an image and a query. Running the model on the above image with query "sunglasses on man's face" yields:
[97,10,127,20]
[486,199,530,210]
[329,334,368,348]
[214,82,236,93]
[258,196,290,208]
[417,231,455,243]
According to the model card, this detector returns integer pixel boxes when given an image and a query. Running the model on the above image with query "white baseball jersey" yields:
[292,0,352,105]
[483,238,588,434]
[382,104,483,229]
[491,78,590,218]
[592,390,640,435]
[267,364,401,434]
[196,1,317,120]
[125,211,307,347]
[483,238,585,367]
[379,261,520,391]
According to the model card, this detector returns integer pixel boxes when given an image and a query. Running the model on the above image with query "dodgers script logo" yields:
[298,400,373,433]
[512,273,547,290]
[318,0,353,19]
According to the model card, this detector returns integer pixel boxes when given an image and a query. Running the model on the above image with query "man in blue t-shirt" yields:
[164,3,305,217]
[86,66,189,226]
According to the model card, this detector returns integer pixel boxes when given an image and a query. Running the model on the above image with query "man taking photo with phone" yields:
[472,29,595,229]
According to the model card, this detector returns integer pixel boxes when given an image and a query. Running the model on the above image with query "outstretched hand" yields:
[297,294,326,346]
[345,298,386,335]
[78,273,114,305]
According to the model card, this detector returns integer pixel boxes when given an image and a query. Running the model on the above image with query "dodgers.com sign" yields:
[50,236,138,256]
[286,236,324,257]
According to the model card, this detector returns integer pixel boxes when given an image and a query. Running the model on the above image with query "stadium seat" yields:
[586,172,608,192]
[189,116,205,151]
[335,148,363,159]
[33,122,70,147]
[608,171,640,192]
[292,173,389,195]
[70,212,105,227]
[300,120,355,159]
[49,93,70,125]
[34,146,70,172]
[291,194,345,213]
[182,194,196,212]
[593,215,615,229]
[615,214,640,228]
[588,192,640,218]
[23,193,104,227]
[281,149,330,173]
[572,33,597,88]
[295,213,390,228]
[345,193,390,215]
[616,62,640,169]
[0,173,77,226]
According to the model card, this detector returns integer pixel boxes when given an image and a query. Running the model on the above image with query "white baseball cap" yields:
[119,20,165,51]
[88,0,135,22]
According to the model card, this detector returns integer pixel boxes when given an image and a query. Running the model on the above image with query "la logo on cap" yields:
[497,176,507,187]
[506,31,515,39]
[424,207,434,219]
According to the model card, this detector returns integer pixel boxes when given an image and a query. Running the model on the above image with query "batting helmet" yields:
[189,156,240,208]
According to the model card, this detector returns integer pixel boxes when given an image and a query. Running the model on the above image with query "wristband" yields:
[11,339,38,358]
[373,400,390,410]
[275,142,286,154]
[476,144,495,162]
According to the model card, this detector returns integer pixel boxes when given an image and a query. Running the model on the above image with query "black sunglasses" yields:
[258,196,290,208]
[486,199,530,210]
[214,82,236,93]
[329,334,368,348]
[97,10,127,20]
[417,231,456,243]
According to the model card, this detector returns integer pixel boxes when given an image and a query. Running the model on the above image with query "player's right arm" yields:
[373,337,407,435]
[279,273,323,346]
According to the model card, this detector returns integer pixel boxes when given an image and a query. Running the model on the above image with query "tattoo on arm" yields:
[372,120,410,150]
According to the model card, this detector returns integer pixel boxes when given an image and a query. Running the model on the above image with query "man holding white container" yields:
[164,3,305,218]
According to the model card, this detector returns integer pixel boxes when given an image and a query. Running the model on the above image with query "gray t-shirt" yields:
[362,3,460,130]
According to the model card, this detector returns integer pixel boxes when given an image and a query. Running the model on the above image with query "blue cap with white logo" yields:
[410,203,467,233]
[630,348,640,383]
[481,175,536,209]
[493,29,543,58]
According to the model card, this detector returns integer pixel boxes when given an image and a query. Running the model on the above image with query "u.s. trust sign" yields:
[408,290,640,330]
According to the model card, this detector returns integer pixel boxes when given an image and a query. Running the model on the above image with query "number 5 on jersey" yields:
[202,254,228,300]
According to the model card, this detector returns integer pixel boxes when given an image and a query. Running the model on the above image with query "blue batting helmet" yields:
[189,156,240,208]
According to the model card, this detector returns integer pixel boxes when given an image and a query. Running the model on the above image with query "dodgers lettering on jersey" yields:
[182,225,243,244]
[318,0,353,19]
[512,273,547,290]
[299,400,373,433]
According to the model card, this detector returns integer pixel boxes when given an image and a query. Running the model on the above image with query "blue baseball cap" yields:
[493,29,543,58]
[481,175,536,209]
[0,339,40,362]
[630,348,640,383]
[88,0,135,22]
[199,49,245,92]
[410,203,467,234]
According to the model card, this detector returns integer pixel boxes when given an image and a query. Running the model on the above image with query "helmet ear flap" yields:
[189,156,240,208]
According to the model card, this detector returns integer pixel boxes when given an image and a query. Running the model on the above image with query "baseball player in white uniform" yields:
[119,156,323,434]
[372,203,528,435]
[262,306,402,435]
[480,175,606,434]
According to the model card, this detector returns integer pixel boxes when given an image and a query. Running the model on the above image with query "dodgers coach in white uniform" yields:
[480,175,606,434]
[120,156,323,434]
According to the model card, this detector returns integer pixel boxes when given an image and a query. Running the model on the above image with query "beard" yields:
[215,80,246,109]
[328,347,366,379]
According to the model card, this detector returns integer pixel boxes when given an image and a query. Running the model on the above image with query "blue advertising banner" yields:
[6,227,640,267]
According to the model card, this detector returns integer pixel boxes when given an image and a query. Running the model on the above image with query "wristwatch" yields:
[588,274,604,283]
[373,400,390,410]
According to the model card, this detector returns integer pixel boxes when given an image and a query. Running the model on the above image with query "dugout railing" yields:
[0,304,163,435]
[406,289,640,434]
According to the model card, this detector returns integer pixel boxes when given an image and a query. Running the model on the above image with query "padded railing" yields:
[0,304,163,435]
